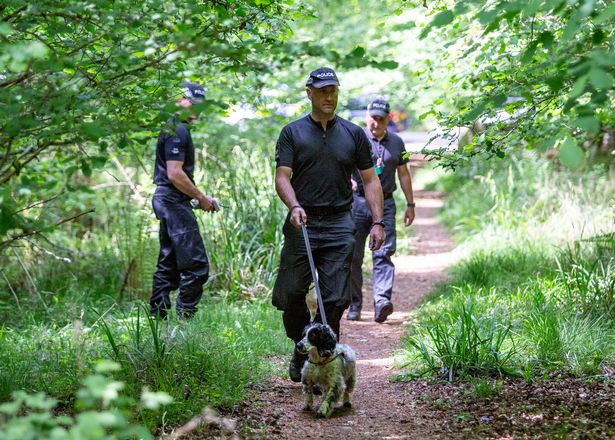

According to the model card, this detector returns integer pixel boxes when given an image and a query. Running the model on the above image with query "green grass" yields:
[398,152,615,381]
[0,120,294,434]
[402,289,517,380]
[0,299,291,427]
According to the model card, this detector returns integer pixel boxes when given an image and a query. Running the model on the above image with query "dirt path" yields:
[218,187,615,440]
[231,189,457,439]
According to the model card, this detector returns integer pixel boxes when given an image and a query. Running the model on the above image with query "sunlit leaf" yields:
[568,75,588,99]
[594,3,615,24]
[574,116,600,134]
[539,31,554,48]
[351,46,366,58]
[588,68,614,90]
[558,137,584,168]
[141,389,173,410]
[432,10,455,27]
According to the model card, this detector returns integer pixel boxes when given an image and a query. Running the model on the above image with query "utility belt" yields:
[302,203,352,216]
[356,191,393,199]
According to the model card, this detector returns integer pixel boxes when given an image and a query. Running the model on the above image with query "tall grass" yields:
[399,152,615,380]
[404,290,516,380]
[0,299,290,426]
[194,147,285,300]
[0,118,292,432]
[0,137,285,326]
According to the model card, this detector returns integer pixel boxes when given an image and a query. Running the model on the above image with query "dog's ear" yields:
[316,324,337,355]
[307,323,322,346]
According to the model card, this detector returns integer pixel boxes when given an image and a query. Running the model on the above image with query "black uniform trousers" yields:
[272,210,356,342]
[150,187,209,319]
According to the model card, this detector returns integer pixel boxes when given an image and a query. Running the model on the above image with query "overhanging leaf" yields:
[351,46,366,58]
[420,10,455,39]
[593,3,615,24]
[432,10,455,28]
[558,137,584,168]
[588,68,614,90]
[574,116,600,134]
[568,75,588,99]
[464,101,487,122]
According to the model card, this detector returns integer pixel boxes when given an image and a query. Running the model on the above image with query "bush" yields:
[0,360,170,440]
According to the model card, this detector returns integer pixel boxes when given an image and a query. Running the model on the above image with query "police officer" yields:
[150,81,217,320]
[347,97,415,323]
[272,67,385,382]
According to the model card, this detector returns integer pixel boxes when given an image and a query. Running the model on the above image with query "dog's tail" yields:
[306,284,318,322]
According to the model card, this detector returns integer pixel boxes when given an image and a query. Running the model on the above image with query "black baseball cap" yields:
[305,67,340,88]
[182,81,205,104]
[368,98,390,118]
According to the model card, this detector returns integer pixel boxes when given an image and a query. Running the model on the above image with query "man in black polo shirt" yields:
[150,81,218,320]
[347,97,415,323]
[273,67,385,382]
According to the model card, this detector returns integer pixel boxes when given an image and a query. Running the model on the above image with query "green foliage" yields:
[96,301,290,424]
[435,150,613,242]
[404,291,517,380]
[404,0,615,168]
[0,0,304,248]
[193,144,286,299]
[0,300,289,428]
[451,248,554,291]
[470,378,502,399]
[399,154,615,380]
[0,360,165,440]
[555,237,615,316]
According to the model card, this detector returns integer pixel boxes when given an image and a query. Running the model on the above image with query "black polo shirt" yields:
[275,114,373,208]
[153,116,195,190]
[353,128,408,196]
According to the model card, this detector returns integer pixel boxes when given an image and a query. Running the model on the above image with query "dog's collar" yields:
[308,352,341,366]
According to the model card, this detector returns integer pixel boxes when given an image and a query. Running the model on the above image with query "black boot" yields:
[288,349,307,382]
[347,304,361,321]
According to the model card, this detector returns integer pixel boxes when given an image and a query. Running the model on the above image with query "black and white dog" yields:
[296,322,356,418]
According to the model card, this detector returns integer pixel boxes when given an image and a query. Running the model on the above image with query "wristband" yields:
[290,205,302,213]
[407,202,416,208]
[371,220,385,229]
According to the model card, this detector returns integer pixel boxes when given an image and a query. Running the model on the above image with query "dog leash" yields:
[300,218,328,327]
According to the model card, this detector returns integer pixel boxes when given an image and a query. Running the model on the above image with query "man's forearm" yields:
[363,178,384,221]
[398,166,414,204]
[275,174,299,209]
[170,172,205,200]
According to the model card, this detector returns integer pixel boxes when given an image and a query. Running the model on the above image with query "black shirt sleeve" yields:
[164,125,188,162]
[275,125,294,168]
[355,128,374,171]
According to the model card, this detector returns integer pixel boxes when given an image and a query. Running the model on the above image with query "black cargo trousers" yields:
[272,210,356,342]
[150,187,209,319]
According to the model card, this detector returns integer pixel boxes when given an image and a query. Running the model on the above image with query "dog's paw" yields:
[317,402,333,418]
